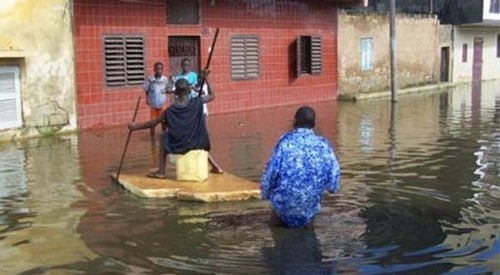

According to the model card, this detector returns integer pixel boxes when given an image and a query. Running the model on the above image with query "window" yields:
[103,35,145,87]
[462,43,468,63]
[490,0,500,13]
[0,66,22,130]
[497,34,500,58]
[230,35,259,80]
[297,36,322,75]
[166,0,199,24]
[360,38,373,71]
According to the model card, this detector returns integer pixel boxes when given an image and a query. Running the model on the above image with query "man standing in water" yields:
[129,78,218,178]
[260,106,340,228]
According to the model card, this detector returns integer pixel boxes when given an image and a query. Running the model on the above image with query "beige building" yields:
[337,11,440,98]
[0,0,76,141]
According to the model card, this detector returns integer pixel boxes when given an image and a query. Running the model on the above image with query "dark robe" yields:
[161,97,210,154]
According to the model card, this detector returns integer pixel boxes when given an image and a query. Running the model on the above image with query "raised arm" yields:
[202,79,214,104]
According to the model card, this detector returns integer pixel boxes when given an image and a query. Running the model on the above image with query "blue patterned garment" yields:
[261,128,340,228]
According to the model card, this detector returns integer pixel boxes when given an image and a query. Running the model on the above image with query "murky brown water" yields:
[1,81,499,274]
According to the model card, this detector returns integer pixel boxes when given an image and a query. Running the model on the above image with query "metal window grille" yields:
[166,0,199,24]
[103,36,145,87]
[310,37,322,75]
[230,35,259,80]
[297,36,322,76]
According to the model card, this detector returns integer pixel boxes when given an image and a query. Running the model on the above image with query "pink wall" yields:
[74,0,339,129]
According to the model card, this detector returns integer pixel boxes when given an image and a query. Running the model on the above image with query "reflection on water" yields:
[0,137,95,274]
[0,81,499,274]
[0,146,28,235]
[262,227,329,274]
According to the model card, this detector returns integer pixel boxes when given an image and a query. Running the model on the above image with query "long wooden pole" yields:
[390,0,398,102]
[205,27,220,71]
[116,96,141,181]
[198,27,220,97]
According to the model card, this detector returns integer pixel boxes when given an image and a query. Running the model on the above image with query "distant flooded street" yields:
[0,81,499,274]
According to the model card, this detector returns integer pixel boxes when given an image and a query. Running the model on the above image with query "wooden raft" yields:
[112,171,261,203]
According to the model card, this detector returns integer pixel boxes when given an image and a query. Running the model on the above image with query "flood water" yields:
[1,82,499,274]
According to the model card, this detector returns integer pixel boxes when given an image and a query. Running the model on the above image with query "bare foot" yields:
[210,167,223,174]
[147,171,167,179]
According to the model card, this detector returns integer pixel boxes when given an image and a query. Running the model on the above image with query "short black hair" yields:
[294,106,316,129]
[181,58,190,65]
[175,78,190,96]
[154,62,163,69]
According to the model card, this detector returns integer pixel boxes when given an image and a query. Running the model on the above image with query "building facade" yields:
[441,0,500,83]
[0,0,76,140]
[73,0,362,129]
[337,11,441,98]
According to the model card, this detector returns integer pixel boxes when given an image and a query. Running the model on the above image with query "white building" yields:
[441,0,500,83]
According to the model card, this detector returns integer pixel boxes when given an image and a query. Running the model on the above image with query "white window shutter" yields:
[361,38,373,71]
[0,67,22,130]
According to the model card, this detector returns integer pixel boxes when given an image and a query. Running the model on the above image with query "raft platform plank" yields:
[112,171,261,203]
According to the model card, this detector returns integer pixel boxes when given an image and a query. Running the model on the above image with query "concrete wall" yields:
[338,11,440,97]
[452,26,500,82]
[0,0,76,140]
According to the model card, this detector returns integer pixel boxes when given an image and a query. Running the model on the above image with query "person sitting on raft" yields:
[128,77,222,178]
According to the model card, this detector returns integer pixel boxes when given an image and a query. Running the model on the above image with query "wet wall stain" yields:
[0,0,76,140]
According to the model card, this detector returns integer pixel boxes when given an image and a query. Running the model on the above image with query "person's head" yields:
[154,62,163,77]
[293,106,316,129]
[180,58,191,74]
[174,78,190,97]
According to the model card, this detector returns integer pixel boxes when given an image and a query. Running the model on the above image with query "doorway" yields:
[440,47,450,82]
[168,36,200,76]
[472,37,483,83]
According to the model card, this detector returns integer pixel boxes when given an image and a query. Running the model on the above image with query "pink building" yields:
[73,0,363,129]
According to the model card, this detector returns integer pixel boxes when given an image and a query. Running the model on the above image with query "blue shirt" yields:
[261,128,340,228]
[144,75,169,109]
[174,71,198,99]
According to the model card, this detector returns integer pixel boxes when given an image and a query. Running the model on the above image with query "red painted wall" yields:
[73,0,339,129]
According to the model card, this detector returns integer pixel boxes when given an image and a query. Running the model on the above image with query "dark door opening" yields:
[168,36,200,76]
[440,47,450,82]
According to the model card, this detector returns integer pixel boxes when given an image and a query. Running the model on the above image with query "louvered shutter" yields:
[104,35,144,87]
[0,67,22,130]
[297,36,311,75]
[125,37,145,85]
[104,37,126,86]
[231,36,259,80]
[310,36,322,75]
